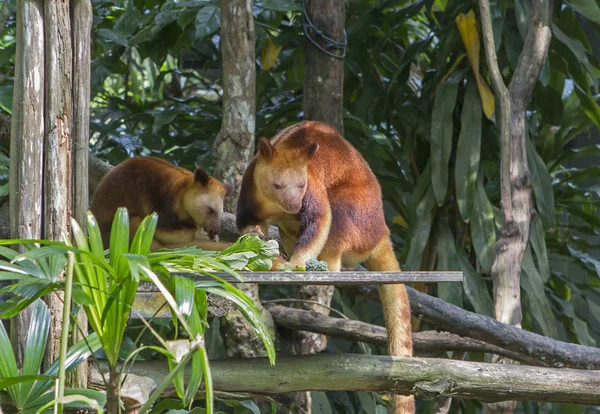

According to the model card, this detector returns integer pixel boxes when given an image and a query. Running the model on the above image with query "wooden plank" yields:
[137,271,463,292]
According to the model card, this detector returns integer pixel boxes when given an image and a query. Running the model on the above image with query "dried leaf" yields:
[456,9,496,120]
[261,37,282,71]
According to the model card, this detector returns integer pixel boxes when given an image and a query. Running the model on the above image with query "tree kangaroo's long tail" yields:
[365,236,415,414]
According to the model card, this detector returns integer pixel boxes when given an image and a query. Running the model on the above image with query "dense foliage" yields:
[0,0,599,412]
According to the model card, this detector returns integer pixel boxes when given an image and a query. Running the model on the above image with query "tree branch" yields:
[92,355,600,405]
[265,304,546,366]
[344,285,600,370]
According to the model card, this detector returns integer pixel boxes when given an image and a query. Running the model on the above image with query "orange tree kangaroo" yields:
[236,121,414,413]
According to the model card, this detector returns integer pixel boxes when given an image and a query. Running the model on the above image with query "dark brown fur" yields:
[236,121,414,413]
[90,156,232,251]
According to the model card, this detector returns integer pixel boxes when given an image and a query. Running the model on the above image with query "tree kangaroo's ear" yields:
[224,183,234,197]
[304,142,319,161]
[194,168,210,186]
[258,137,274,160]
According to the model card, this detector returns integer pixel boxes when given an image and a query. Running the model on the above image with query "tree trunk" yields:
[70,0,93,389]
[93,355,600,406]
[212,0,256,212]
[303,0,345,134]
[478,0,553,412]
[9,0,45,368]
[212,6,278,410]
[299,0,345,410]
[42,0,73,370]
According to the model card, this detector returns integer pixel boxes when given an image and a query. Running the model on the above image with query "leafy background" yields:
[1,0,600,412]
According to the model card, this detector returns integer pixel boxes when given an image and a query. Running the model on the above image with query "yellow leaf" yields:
[260,37,282,71]
[456,9,495,120]
[393,215,408,228]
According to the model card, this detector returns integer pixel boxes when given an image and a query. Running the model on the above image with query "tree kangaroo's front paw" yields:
[241,224,266,240]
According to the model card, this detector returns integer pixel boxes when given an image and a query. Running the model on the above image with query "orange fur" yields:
[90,156,233,252]
[236,121,414,413]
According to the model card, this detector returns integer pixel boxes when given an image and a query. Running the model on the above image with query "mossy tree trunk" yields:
[295,0,345,411]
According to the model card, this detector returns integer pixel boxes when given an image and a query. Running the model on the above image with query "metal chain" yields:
[301,0,348,59]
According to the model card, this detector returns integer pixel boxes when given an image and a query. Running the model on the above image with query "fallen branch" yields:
[92,354,600,405]
[265,304,545,366]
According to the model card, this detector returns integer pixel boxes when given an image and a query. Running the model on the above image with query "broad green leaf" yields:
[194,5,220,40]
[19,299,50,405]
[530,215,550,283]
[205,286,275,364]
[565,0,600,25]
[435,218,463,308]
[174,275,196,319]
[240,399,263,414]
[455,81,482,222]
[527,136,556,226]
[456,244,494,317]
[521,247,559,339]
[256,0,301,11]
[405,187,436,270]
[431,81,458,205]
[0,310,19,402]
[27,333,102,406]
[0,376,53,390]
[574,88,600,130]
[470,171,496,272]
[552,23,597,89]
[97,28,129,47]
[310,392,333,414]
[217,234,279,271]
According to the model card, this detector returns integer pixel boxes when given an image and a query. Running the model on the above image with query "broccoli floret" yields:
[304,258,329,271]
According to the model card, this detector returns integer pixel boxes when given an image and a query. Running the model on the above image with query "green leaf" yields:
[174,275,196,319]
[521,247,558,339]
[529,215,550,283]
[405,187,436,270]
[256,0,301,11]
[194,5,220,40]
[97,28,129,47]
[239,400,262,414]
[435,218,463,308]
[0,84,13,114]
[431,81,459,205]
[527,136,555,226]
[565,0,600,25]
[456,243,494,317]
[470,171,496,272]
[217,235,279,271]
[552,23,596,89]
[0,376,54,391]
[0,310,19,402]
[18,300,50,405]
[310,392,333,414]
[455,81,482,222]
[27,333,102,406]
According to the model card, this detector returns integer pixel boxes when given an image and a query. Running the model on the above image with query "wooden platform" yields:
[132,271,463,319]
[137,271,463,292]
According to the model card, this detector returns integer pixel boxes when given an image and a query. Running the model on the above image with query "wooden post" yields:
[298,0,346,410]
[9,0,45,366]
[71,0,93,388]
[43,0,73,369]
